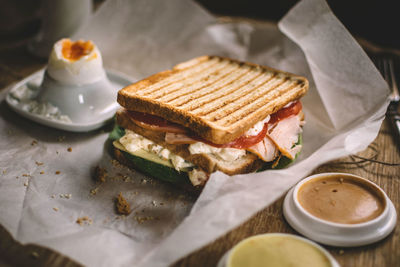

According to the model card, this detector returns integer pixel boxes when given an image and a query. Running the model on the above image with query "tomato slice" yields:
[128,110,187,134]
[269,101,302,125]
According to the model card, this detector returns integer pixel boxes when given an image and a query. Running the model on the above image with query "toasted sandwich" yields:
[109,56,308,189]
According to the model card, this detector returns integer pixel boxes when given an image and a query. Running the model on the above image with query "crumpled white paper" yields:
[0,0,389,266]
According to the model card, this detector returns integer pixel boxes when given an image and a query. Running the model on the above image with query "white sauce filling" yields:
[119,130,194,171]
[188,142,246,162]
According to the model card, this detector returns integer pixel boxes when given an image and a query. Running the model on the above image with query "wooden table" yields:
[0,33,399,267]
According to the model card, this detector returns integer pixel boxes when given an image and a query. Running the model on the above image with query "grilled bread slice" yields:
[118,56,308,144]
[116,109,265,175]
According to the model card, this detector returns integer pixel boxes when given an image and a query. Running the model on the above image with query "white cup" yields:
[28,0,92,58]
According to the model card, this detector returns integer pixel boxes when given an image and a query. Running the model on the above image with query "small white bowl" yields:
[6,68,134,132]
[217,233,340,267]
[283,172,397,247]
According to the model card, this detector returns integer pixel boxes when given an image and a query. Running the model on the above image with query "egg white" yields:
[47,39,106,85]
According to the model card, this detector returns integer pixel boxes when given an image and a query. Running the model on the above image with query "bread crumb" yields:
[58,136,66,142]
[35,161,43,166]
[40,171,44,174]
[152,200,157,206]
[31,251,39,259]
[31,140,38,146]
[94,166,107,182]
[134,216,155,224]
[76,216,93,226]
[22,174,30,177]
[115,192,131,215]
[67,147,72,152]
[65,194,71,199]
[24,181,29,186]
[51,194,56,198]
[55,171,60,175]
[53,207,59,212]
[90,187,99,196]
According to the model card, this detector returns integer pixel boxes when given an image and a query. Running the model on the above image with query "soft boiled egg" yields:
[47,39,105,85]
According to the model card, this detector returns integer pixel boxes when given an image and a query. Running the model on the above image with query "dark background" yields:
[195,0,399,49]
[0,0,399,50]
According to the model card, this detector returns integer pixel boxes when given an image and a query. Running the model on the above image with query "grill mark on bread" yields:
[168,66,253,106]
[180,70,267,113]
[219,81,301,127]
[146,60,232,99]
[159,63,242,103]
[192,72,278,117]
[139,57,222,96]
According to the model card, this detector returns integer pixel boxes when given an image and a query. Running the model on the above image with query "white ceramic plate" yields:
[5,68,135,132]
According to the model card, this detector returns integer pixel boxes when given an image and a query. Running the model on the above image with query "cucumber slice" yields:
[113,141,190,185]
[113,141,174,168]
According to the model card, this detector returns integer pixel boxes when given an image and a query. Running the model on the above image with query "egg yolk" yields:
[62,39,95,61]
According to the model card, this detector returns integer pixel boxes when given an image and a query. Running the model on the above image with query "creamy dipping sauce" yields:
[298,175,385,224]
[227,235,332,267]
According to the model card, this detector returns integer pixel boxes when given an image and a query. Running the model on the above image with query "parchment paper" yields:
[0,0,390,266]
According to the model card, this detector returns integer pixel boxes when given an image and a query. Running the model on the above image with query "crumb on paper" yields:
[60,193,71,199]
[30,251,39,259]
[152,200,157,206]
[111,159,122,167]
[51,194,55,198]
[134,216,159,224]
[115,192,131,215]
[31,140,38,146]
[67,147,72,152]
[53,207,59,212]
[35,161,43,166]
[24,181,29,186]
[90,187,99,196]
[40,171,44,174]
[76,216,93,226]
[22,174,31,177]
[58,136,66,142]
[2,170,6,174]
[55,171,60,175]
[94,166,107,182]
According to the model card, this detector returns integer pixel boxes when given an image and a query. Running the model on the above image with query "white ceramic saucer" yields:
[283,173,397,247]
[6,68,134,132]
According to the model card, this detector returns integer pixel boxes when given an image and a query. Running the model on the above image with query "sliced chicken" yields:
[268,115,303,160]
[247,136,278,162]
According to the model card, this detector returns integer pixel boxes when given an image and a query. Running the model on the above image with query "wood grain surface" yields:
[0,28,399,267]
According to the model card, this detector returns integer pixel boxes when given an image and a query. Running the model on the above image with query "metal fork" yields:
[374,55,400,144]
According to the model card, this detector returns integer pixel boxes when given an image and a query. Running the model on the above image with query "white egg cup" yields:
[6,68,134,132]
[38,70,116,123]
[283,173,397,247]
[217,233,340,267]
